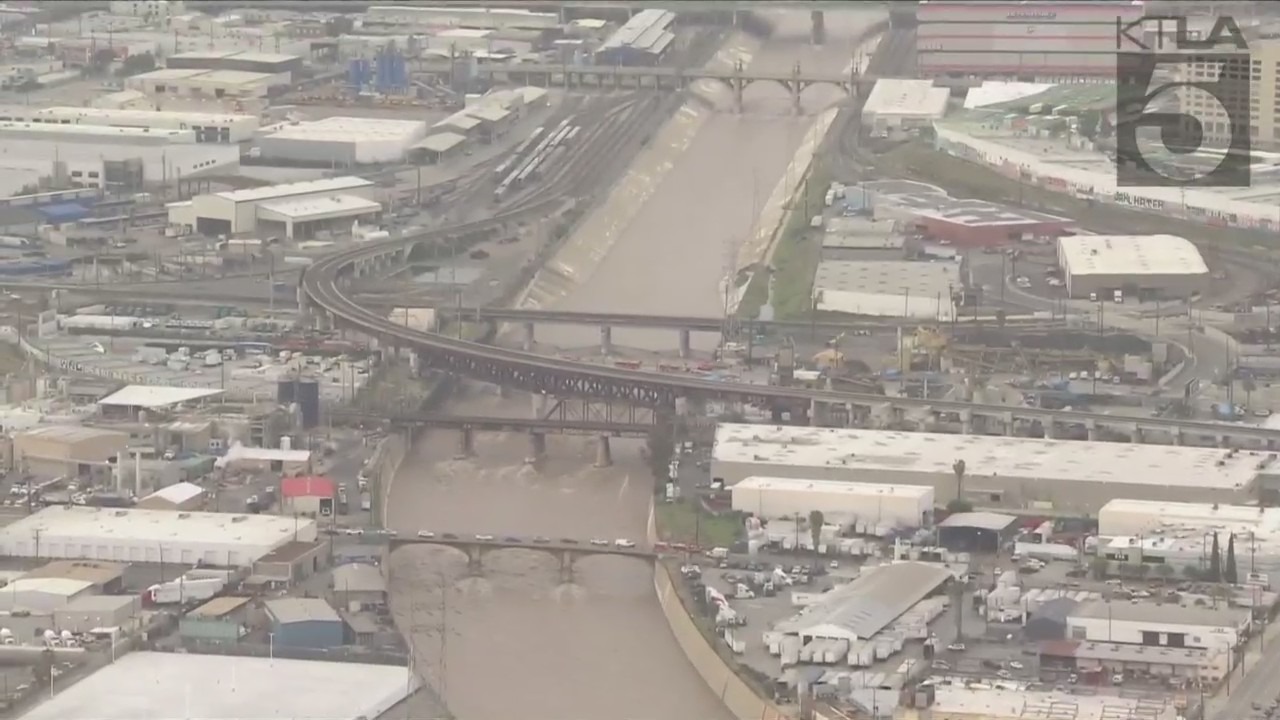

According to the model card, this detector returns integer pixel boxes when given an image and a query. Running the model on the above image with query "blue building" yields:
[264,597,344,650]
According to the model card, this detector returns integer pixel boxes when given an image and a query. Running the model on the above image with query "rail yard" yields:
[3,2,1280,720]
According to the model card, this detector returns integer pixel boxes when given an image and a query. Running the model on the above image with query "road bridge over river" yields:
[388,534,655,583]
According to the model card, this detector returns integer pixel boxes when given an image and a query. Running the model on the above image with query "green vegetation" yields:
[655,499,741,548]
[738,166,830,320]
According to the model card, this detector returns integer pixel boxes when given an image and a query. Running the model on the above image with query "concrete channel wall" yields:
[647,502,792,720]
[653,563,792,720]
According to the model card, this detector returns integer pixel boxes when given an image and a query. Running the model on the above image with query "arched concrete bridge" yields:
[388,535,656,583]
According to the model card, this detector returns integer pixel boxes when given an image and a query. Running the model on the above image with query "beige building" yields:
[1177,44,1280,150]
[14,426,129,479]
[22,560,127,594]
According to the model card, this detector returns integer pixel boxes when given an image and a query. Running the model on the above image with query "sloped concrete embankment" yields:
[646,503,791,720]
[654,564,792,720]
[517,35,763,309]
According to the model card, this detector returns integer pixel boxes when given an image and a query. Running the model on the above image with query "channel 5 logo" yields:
[1114,16,1251,187]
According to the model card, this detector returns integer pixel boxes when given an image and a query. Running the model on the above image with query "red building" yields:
[281,475,335,517]
[891,195,1075,248]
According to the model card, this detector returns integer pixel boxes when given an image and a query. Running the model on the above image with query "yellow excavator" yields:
[813,331,846,370]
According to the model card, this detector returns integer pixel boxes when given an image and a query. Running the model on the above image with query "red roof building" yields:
[882,192,1076,248]
[281,476,335,499]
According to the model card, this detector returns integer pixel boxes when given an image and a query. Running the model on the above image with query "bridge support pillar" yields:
[531,393,548,419]
[1131,427,1143,444]
[811,11,826,45]
[455,428,474,459]
[599,325,613,356]
[1218,434,1230,449]
[678,328,691,359]
[959,410,974,435]
[523,322,536,352]
[466,546,484,576]
[595,435,613,468]
[1086,421,1099,442]
[527,432,547,462]
[1043,420,1057,440]
[558,550,576,584]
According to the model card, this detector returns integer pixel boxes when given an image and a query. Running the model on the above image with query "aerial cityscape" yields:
[0,0,1277,719]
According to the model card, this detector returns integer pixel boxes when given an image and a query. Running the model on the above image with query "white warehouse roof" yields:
[98,385,224,408]
[23,106,253,126]
[1057,234,1209,277]
[216,176,374,203]
[1098,499,1280,556]
[926,687,1178,720]
[257,194,382,222]
[863,79,950,120]
[712,424,1262,492]
[142,481,205,506]
[0,122,191,140]
[16,652,417,720]
[4,577,94,598]
[264,116,427,143]
[0,506,316,567]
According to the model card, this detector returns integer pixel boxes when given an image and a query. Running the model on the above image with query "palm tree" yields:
[808,510,825,563]
[947,459,972,512]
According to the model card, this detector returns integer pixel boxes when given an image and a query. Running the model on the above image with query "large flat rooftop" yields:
[0,505,309,548]
[1057,234,1209,277]
[215,176,374,203]
[814,260,960,296]
[928,687,1176,720]
[16,652,415,720]
[711,425,1261,490]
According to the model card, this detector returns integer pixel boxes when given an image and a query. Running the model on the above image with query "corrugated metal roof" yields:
[415,132,466,153]
[777,562,951,640]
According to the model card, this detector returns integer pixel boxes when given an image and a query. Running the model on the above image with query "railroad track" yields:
[300,90,1280,443]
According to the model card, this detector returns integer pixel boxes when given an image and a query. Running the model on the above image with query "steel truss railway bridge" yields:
[387,535,655,583]
[301,235,1280,450]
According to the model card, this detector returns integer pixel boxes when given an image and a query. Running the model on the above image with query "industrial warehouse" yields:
[709,425,1269,513]
[0,106,259,143]
[1056,234,1210,300]
[594,9,675,66]
[860,79,950,134]
[0,505,317,566]
[258,116,429,166]
[730,477,935,535]
[0,122,238,196]
[167,176,382,237]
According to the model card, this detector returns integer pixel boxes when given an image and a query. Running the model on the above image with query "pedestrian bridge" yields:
[388,535,656,582]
